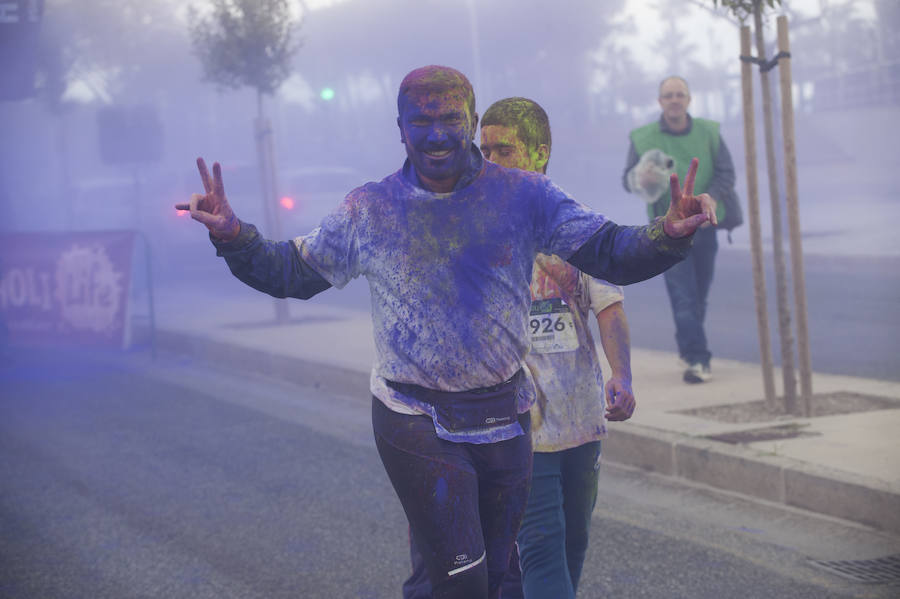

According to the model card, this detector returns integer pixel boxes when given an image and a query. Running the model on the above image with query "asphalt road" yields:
[622,249,900,383]
[2,349,898,598]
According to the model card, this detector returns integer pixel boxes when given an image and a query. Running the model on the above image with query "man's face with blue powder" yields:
[397,69,478,193]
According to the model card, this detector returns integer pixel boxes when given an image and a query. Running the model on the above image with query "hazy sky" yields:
[617,0,876,73]
[290,0,878,78]
[62,0,879,110]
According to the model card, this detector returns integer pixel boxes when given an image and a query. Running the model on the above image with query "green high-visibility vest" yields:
[630,117,724,223]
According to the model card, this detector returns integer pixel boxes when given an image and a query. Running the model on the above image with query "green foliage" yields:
[711,0,782,22]
[188,0,301,95]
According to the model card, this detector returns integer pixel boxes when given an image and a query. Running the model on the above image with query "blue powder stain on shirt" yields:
[435,477,448,504]
[454,244,489,309]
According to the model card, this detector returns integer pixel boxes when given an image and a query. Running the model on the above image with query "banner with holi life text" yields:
[0,231,136,348]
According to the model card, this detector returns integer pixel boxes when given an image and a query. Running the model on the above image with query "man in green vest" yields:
[622,76,737,383]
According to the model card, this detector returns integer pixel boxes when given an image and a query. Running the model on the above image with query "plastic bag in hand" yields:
[627,149,675,204]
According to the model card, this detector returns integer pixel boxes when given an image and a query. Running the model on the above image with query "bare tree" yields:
[711,0,779,21]
[713,0,817,416]
[652,0,703,77]
[40,0,190,104]
[31,0,189,227]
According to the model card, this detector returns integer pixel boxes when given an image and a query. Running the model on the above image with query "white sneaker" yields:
[683,363,712,383]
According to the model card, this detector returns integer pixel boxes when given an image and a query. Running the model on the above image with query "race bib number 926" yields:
[529,298,578,354]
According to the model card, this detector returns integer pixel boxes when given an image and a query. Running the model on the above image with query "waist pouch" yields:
[387,370,522,433]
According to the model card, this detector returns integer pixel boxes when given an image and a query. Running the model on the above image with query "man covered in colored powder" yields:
[177,66,716,599]
[623,75,739,384]
[402,97,635,599]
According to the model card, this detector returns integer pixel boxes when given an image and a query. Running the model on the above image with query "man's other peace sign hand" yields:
[662,157,717,238]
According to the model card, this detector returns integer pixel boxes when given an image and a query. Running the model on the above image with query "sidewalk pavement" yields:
[148,286,900,536]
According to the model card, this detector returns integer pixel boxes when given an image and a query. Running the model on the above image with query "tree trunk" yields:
[255,90,289,324]
[754,0,797,414]
[740,25,777,409]
[777,15,813,415]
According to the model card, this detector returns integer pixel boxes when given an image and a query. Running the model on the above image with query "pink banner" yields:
[0,231,137,348]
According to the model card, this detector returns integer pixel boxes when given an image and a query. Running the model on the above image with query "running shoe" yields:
[683,363,712,383]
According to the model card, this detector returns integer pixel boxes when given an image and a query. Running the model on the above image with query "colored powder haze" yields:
[0,0,897,379]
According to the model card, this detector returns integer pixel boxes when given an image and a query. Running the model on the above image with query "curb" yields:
[602,425,900,535]
[155,327,900,536]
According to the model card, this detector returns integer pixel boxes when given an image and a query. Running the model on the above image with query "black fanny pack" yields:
[387,370,522,433]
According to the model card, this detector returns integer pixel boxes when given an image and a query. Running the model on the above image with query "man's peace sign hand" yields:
[174,158,240,242]
[662,157,717,238]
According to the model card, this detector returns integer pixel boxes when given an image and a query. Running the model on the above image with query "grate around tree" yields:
[675,392,900,424]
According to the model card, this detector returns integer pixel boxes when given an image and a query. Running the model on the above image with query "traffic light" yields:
[320,87,335,101]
